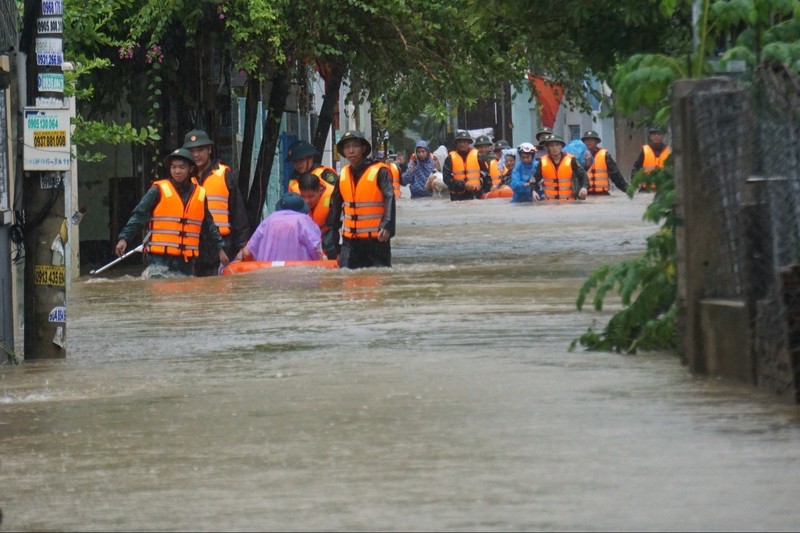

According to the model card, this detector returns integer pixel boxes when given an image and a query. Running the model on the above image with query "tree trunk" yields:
[312,63,344,158]
[247,69,289,227]
[238,74,260,198]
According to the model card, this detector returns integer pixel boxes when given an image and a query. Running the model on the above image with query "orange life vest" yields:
[193,164,231,236]
[540,154,575,200]
[339,163,387,239]
[588,149,609,194]
[147,180,206,260]
[489,159,502,187]
[308,180,335,234]
[313,165,338,185]
[448,149,482,192]
[387,162,402,199]
[640,144,671,190]
[642,144,671,172]
[288,166,337,194]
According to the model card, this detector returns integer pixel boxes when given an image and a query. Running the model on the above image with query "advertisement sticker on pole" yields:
[23,107,71,171]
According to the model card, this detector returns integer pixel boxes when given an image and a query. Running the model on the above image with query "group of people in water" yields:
[113,126,670,277]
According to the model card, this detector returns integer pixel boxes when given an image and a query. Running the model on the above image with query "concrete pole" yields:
[0,55,13,361]
[63,63,78,287]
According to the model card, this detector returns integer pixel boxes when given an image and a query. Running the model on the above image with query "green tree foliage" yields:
[571,167,678,354]
[573,0,799,354]
[61,0,162,162]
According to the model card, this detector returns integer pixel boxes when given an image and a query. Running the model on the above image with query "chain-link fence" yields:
[748,67,800,400]
[675,68,800,402]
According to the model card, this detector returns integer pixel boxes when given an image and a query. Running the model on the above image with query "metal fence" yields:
[748,67,800,400]
[675,68,800,402]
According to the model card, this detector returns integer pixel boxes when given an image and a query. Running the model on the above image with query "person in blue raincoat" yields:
[509,143,541,203]
[564,139,594,170]
[401,139,437,198]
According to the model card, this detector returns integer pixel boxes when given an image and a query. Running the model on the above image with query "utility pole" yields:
[21,0,70,358]
[0,54,13,362]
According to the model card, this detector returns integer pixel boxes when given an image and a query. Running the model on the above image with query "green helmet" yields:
[474,135,493,147]
[182,129,213,149]
[494,139,511,150]
[581,130,601,142]
[535,127,553,143]
[543,134,565,147]
[163,147,195,167]
[649,125,665,134]
[454,130,473,142]
[285,140,319,162]
[336,130,372,156]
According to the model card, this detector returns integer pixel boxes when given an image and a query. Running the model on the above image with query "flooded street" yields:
[3,192,800,531]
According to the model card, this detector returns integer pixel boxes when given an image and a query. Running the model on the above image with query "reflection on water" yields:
[3,194,800,531]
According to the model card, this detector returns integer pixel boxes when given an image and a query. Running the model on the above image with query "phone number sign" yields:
[35,265,65,286]
[23,107,71,170]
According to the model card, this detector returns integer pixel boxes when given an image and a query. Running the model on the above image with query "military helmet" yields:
[473,135,493,147]
[163,148,195,167]
[535,127,553,143]
[182,129,213,149]
[454,130,473,142]
[581,130,601,142]
[649,125,665,134]
[543,134,566,147]
[285,140,319,162]
[494,139,511,151]
[336,130,372,156]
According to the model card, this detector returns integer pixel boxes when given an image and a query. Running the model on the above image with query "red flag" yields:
[315,59,332,85]
[529,75,564,129]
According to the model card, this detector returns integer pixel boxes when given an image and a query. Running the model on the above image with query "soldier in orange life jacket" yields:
[531,134,589,201]
[474,135,501,189]
[493,139,511,174]
[631,125,671,191]
[580,130,629,195]
[534,127,553,162]
[115,148,229,277]
[297,172,339,260]
[329,130,395,269]
[285,139,338,194]
[443,130,491,201]
[182,129,250,276]
[375,150,403,199]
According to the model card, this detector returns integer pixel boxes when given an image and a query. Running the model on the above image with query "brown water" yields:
[3,193,800,531]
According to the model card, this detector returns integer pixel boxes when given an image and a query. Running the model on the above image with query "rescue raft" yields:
[221,259,338,275]
[482,187,513,199]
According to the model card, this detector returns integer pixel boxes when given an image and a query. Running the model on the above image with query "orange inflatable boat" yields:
[221,259,338,275]
[482,187,513,199]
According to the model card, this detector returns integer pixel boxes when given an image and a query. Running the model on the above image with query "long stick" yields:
[89,244,143,275]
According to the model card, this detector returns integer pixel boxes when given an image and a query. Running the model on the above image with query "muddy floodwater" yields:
[3,192,800,531]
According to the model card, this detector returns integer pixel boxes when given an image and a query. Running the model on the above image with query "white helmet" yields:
[517,142,536,154]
